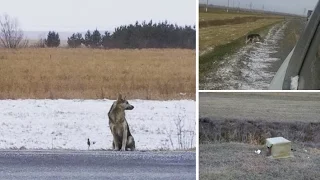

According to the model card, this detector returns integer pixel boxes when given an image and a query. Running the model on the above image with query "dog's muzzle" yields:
[126,105,134,110]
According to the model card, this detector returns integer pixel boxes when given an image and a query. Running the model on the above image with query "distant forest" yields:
[66,20,196,49]
[0,14,195,49]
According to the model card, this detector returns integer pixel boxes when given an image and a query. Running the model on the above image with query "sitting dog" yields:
[246,34,263,44]
[108,94,135,151]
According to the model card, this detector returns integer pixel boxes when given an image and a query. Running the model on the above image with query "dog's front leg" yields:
[113,137,120,151]
[111,126,120,150]
[121,123,128,151]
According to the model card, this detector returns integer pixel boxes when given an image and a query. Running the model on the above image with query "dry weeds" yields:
[0,48,195,100]
[199,92,320,147]
[200,117,320,147]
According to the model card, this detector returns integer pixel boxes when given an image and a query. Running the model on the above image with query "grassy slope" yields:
[0,48,195,100]
[199,19,282,50]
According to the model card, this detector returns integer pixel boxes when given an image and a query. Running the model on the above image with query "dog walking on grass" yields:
[246,33,263,44]
[108,94,135,151]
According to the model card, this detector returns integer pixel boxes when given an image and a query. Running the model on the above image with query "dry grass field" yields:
[199,12,255,21]
[199,9,283,53]
[0,48,195,100]
[199,18,282,52]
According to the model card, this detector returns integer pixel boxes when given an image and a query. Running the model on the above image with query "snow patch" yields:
[0,99,195,151]
[290,76,299,90]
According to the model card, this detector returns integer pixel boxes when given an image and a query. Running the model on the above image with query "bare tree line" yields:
[0,14,28,48]
[0,13,195,49]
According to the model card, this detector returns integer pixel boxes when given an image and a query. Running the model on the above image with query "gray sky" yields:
[200,0,318,15]
[0,0,195,32]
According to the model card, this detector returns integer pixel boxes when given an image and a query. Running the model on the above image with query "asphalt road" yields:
[0,150,195,180]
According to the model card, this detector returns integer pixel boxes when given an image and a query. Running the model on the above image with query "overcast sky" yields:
[200,0,318,15]
[0,0,195,32]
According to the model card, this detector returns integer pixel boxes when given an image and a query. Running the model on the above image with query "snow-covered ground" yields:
[0,99,195,151]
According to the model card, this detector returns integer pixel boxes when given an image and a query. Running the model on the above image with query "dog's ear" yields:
[117,94,122,101]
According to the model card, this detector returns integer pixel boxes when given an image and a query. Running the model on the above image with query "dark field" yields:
[200,92,320,122]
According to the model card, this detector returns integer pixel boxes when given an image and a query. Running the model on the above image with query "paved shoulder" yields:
[0,150,196,180]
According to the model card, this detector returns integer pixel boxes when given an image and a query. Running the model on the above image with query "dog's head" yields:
[116,94,134,110]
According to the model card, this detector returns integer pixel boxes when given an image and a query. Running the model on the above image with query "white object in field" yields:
[266,137,293,159]
[255,149,261,154]
[290,76,299,90]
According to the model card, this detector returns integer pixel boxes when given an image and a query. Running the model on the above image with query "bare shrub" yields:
[166,106,195,150]
[34,38,46,48]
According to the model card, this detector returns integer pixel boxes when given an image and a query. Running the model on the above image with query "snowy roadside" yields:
[0,99,195,151]
[203,21,289,90]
